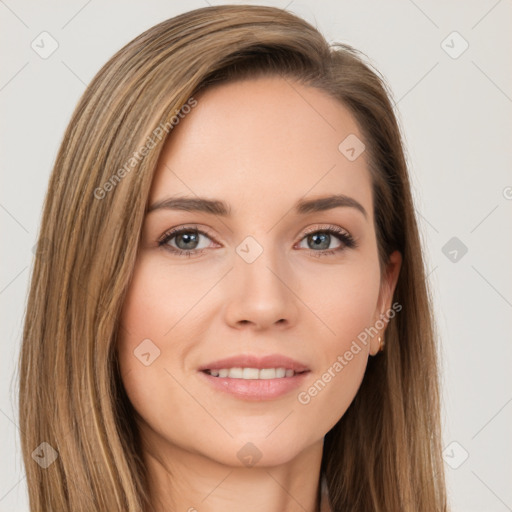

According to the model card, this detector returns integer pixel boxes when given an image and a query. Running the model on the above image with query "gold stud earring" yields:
[378,335,385,352]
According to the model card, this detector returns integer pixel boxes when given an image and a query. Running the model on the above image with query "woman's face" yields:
[117,76,401,468]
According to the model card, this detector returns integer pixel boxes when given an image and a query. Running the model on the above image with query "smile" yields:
[203,367,308,379]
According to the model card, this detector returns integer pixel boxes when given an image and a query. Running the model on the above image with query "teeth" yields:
[206,367,300,379]
[276,368,285,378]
[242,367,259,379]
[260,368,277,379]
[229,367,243,378]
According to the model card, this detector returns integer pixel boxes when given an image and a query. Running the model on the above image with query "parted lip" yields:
[198,354,310,373]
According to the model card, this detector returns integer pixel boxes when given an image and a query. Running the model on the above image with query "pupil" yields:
[310,232,329,250]
[177,231,198,250]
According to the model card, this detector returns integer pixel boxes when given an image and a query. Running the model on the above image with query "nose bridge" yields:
[223,232,299,328]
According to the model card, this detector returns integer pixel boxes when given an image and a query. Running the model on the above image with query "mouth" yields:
[202,367,309,379]
[197,355,311,401]
[198,353,310,375]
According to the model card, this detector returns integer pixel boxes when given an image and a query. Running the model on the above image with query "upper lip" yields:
[198,354,310,373]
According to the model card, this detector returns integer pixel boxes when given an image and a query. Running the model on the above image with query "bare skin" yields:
[117,76,401,512]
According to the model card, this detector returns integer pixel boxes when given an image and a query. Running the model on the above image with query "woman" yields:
[18,4,448,511]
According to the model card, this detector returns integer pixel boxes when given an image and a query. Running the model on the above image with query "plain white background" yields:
[1,1,511,510]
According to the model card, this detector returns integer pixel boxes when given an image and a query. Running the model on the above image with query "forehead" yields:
[149,76,372,219]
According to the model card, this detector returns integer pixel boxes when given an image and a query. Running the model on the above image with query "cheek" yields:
[115,257,207,458]
[118,253,208,343]
[116,256,178,410]
[304,252,381,348]
[294,257,381,430]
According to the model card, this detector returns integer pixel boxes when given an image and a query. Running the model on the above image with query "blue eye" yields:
[158,224,357,258]
[158,225,214,258]
[296,225,357,257]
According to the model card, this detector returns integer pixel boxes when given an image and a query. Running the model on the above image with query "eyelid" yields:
[300,223,352,238]
[157,224,217,245]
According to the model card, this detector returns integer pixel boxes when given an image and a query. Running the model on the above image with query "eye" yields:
[295,225,357,257]
[158,225,216,258]
[157,224,358,258]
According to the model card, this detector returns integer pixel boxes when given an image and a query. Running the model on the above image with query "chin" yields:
[207,434,311,468]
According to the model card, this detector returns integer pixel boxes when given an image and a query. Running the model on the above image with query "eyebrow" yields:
[147,194,368,220]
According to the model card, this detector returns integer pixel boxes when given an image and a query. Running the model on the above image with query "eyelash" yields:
[157,224,358,258]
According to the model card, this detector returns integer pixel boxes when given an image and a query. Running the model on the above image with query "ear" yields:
[370,250,402,356]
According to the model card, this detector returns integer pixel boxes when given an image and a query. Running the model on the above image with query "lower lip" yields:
[198,370,310,401]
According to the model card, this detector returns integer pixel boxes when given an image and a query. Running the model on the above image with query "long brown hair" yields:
[18,5,448,511]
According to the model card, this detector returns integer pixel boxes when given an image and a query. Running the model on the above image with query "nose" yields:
[222,244,301,331]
